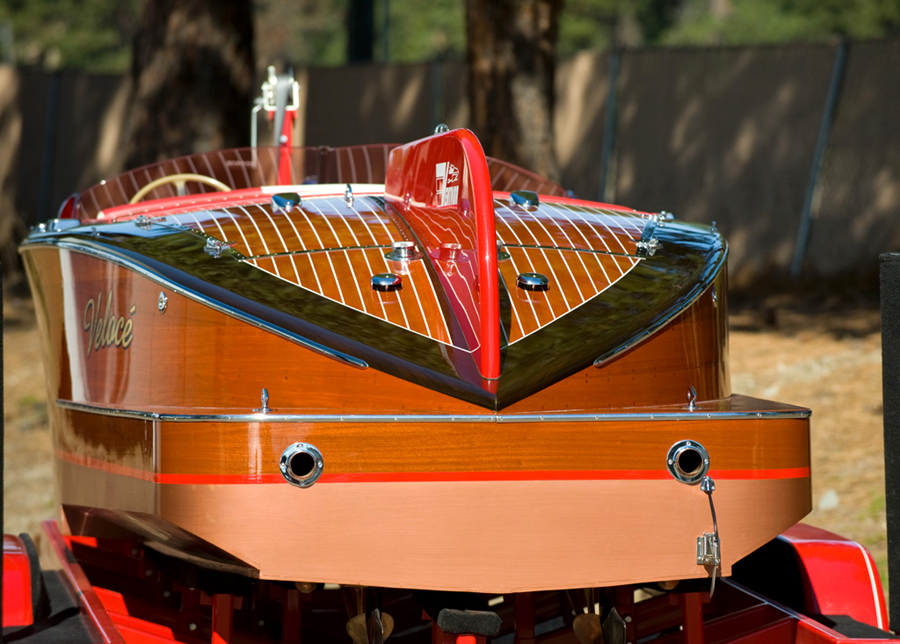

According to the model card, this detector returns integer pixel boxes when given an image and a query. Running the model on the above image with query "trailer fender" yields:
[3,534,35,627]
[777,524,888,629]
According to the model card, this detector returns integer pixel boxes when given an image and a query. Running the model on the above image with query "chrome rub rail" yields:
[57,399,811,423]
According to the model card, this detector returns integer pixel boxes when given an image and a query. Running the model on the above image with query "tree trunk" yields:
[125,0,254,169]
[465,0,563,182]
[347,0,375,63]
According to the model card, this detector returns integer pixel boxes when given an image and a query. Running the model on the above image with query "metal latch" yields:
[697,475,721,597]
[696,532,720,567]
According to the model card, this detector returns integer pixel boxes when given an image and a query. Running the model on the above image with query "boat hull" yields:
[57,456,809,592]
[22,214,810,592]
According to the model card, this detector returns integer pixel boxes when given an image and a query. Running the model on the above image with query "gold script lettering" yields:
[83,291,136,357]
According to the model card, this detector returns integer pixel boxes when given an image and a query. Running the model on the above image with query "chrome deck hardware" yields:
[636,220,661,257]
[136,215,153,230]
[497,240,511,261]
[687,386,698,410]
[271,192,301,214]
[434,123,450,134]
[255,388,271,414]
[517,272,550,292]
[511,190,539,208]
[344,184,353,207]
[157,292,168,314]
[385,241,421,261]
[371,273,402,292]
[652,211,676,224]
[204,237,237,258]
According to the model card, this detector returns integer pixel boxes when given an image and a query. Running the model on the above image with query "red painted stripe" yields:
[57,451,809,484]
[57,451,157,482]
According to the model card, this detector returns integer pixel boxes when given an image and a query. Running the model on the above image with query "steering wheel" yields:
[129,173,232,204]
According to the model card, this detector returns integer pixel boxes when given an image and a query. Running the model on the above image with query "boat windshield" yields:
[76,144,566,220]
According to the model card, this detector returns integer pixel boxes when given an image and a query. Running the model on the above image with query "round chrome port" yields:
[280,443,325,488]
[666,440,710,485]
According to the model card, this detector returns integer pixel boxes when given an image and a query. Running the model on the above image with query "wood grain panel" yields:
[23,249,732,414]
[58,460,810,592]
[50,409,808,478]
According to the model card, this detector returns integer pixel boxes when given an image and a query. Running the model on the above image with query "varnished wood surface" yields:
[23,247,731,414]
[57,460,810,591]
[506,270,730,412]
[156,195,653,349]
[54,406,809,478]
[79,144,566,220]
[25,238,812,592]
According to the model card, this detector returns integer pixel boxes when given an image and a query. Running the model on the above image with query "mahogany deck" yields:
[159,196,647,349]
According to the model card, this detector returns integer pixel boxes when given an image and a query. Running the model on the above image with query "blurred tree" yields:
[375,0,466,63]
[465,0,564,180]
[662,0,900,45]
[253,0,348,68]
[252,0,466,67]
[3,0,900,73]
[0,0,139,71]
[125,0,254,168]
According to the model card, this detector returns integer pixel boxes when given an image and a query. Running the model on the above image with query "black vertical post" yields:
[37,71,62,223]
[881,252,900,631]
[347,0,374,63]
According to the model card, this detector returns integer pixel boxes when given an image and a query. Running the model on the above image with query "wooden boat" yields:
[20,124,812,601]
[15,70,897,644]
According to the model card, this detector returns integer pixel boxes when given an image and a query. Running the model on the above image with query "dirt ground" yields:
[2,293,889,597]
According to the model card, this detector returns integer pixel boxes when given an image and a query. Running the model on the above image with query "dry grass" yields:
[729,298,887,595]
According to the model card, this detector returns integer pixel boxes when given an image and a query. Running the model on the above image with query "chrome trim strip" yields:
[56,399,811,423]
[501,243,636,259]
[246,243,391,260]
[23,239,368,370]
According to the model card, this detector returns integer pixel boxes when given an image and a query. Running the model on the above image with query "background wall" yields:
[1,39,897,291]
